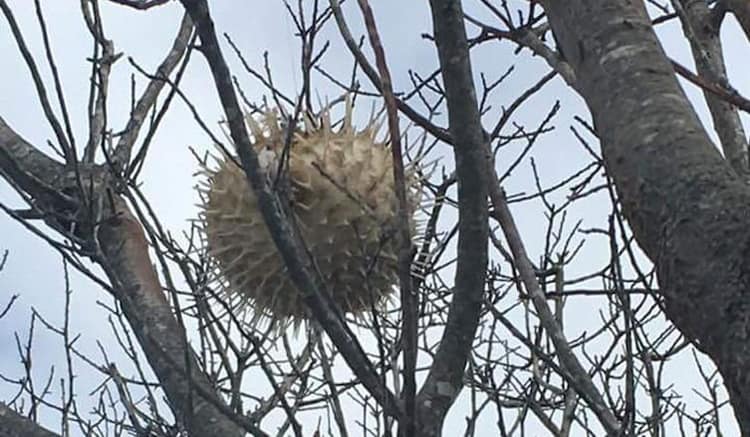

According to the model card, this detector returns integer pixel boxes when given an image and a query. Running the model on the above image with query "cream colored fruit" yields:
[198,104,417,325]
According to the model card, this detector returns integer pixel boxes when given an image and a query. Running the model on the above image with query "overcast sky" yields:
[1,1,748,435]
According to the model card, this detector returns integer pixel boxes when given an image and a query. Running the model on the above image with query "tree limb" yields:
[0,403,60,437]
[112,12,193,166]
[0,117,65,201]
[108,0,171,10]
[96,197,253,437]
[415,1,489,435]
[178,0,401,420]
[0,116,254,436]
[725,0,750,42]
[487,173,622,435]
[0,1,73,162]
[353,1,417,435]
[673,0,748,177]
[542,1,750,434]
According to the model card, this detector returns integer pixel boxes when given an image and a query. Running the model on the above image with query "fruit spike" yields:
[198,101,419,326]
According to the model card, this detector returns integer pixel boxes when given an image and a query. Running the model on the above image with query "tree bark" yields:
[97,198,250,437]
[0,403,60,437]
[415,1,489,435]
[675,0,748,177]
[542,1,750,434]
[0,6,258,434]
[0,118,251,437]
[726,0,750,42]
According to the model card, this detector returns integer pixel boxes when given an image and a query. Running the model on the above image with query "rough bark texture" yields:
[727,0,750,42]
[542,1,750,434]
[0,6,263,435]
[677,0,748,177]
[0,119,250,437]
[0,403,59,437]
[97,198,249,437]
[415,0,489,435]
[0,118,62,201]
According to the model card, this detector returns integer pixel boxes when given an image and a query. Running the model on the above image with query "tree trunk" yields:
[543,1,750,434]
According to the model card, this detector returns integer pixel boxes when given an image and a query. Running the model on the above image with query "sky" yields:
[1,0,749,435]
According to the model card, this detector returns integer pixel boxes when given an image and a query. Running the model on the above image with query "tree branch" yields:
[0,117,65,201]
[542,1,750,434]
[725,0,750,42]
[487,171,622,435]
[113,12,193,166]
[108,0,171,10]
[353,2,417,435]
[329,0,452,144]
[673,0,748,177]
[0,403,60,437]
[178,0,401,420]
[415,1,489,435]
[0,1,73,162]
[1,102,254,437]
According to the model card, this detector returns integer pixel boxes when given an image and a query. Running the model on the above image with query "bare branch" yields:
[178,0,401,420]
[0,1,73,162]
[96,197,254,437]
[112,12,193,166]
[80,0,119,163]
[725,0,750,42]
[673,0,749,177]
[353,2,417,435]
[108,0,171,10]
[329,0,451,143]
[415,1,489,435]
[0,117,64,199]
[488,173,621,434]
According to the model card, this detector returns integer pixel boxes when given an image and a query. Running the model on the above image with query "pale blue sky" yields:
[0,1,747,435]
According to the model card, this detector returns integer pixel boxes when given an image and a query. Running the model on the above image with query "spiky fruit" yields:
[198,104,418,326]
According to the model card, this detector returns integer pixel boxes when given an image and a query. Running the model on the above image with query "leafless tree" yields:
[1,0,749,436]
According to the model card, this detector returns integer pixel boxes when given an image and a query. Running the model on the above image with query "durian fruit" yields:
[197,101,419,326]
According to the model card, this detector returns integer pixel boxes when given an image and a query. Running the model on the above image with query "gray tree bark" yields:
[0,403,59,437]
[675,0,749,177]
[414,1,490,435]
[0,6,252,435]
[0,122,252,437]
[543,1,750,434]
[4,0,750,435]
[726,0,750,42]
